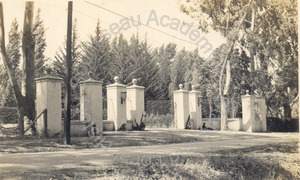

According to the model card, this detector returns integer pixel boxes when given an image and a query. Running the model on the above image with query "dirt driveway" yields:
[0,129,298,174]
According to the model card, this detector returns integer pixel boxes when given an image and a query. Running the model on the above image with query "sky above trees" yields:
[1,0,225,60]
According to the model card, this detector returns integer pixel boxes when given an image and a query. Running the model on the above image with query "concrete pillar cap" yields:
[126,78,144,89]
[107,76,126,88]
[35,68,63,82]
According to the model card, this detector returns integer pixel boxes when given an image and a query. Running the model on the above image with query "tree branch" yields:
[0,3,24,105]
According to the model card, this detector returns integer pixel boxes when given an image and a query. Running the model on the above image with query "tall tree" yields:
[0,18,21,107]
[169,48,187,99]
[128,34,159,100]
[222,48,253,118]
[0,2,36,135]
[81,20,111,81]
[21,1,36,133]
[152,43,176,99]
[183,48,204,91]
[33,8,48,78]
[52,19,81,120]
[180,0,298,123]
[0,9,48,107]
[80,20,112,120]
[109,33,159,100]
[109,33,132,84]
[201,44,227,119]
[53,19,80,79]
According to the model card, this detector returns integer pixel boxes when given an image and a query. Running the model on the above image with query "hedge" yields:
[0,107,19,124]
[267,117,299,132]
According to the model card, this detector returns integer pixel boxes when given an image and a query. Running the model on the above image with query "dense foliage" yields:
[180,0,298,119]
[1,1,297,121]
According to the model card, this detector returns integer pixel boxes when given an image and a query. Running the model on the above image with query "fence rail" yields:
[24,109,47,137]
[145,100,172,115]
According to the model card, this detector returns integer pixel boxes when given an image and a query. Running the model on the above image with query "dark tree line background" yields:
[0,0,298,125]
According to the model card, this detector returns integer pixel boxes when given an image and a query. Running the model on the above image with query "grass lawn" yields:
[0,125,299,179]
[1,142,299,179]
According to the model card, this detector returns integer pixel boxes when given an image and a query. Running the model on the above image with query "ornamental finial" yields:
[114,76,119,83]
[88,72,94,80]
[179,84,183,90]
[246,90,249,95]
[132,78,137,85]
[46,68,52,75]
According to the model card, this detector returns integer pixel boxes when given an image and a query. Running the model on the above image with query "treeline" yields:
[0,9,297,120]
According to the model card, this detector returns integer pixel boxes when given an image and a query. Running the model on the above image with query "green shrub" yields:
[267,117,299,132]
[0,107,19,124]
[144,113,174,128]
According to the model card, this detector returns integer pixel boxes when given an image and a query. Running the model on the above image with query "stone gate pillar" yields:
[242,91,267,132]
[173,84,189,129]
[255,96,267,132]
[126,78,145,125]
[80,78,103,135]
[107,76,126,130]
[35,71,63,137]
[189,85,202,130]
[241,91,255,132]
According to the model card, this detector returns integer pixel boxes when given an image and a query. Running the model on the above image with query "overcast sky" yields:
[1,0,226,60]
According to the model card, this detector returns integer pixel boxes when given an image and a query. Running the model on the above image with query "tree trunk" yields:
[283,102,292,120]
[218,8,251,130]
[220,58,231,130]
[249,8,256,94]
[18,107,24,135]
[22,2,36,133]
[220,96,228,130]
[209,96,212,120]
[0,3,26,135]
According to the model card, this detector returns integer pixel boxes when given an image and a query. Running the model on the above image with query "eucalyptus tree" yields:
[180,0,298,127]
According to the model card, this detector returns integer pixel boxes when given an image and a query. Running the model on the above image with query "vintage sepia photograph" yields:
[0,0,299,179]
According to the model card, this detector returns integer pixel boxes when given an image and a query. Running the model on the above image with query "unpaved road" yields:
[0,130,298,174]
